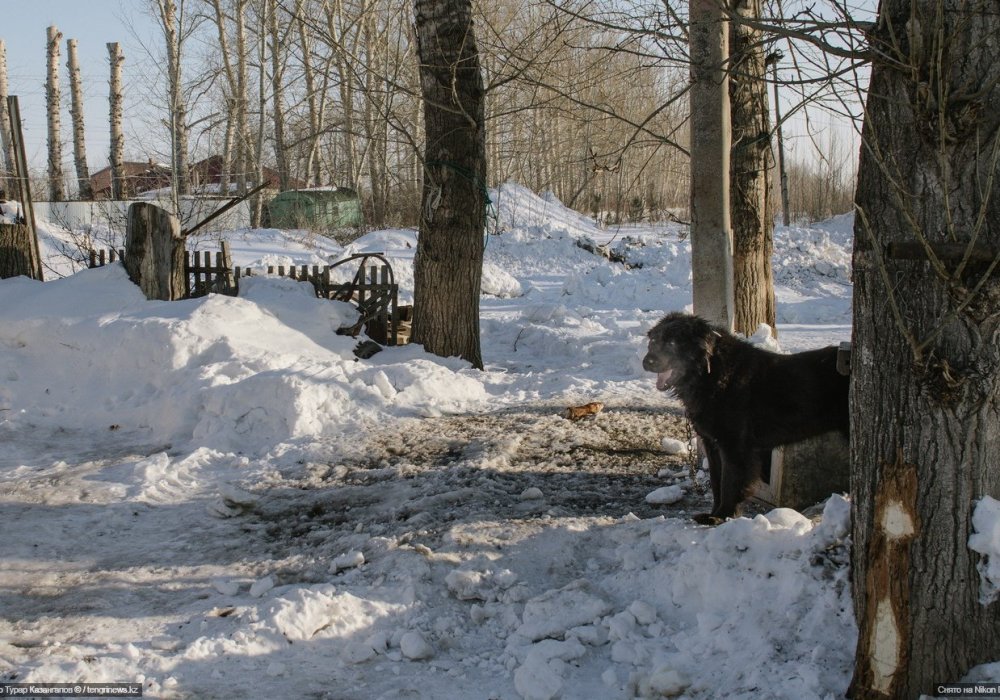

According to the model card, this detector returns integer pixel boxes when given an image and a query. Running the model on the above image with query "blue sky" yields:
[5,0,157,172]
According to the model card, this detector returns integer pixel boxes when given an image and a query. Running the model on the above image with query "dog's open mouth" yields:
[656,369,674,391]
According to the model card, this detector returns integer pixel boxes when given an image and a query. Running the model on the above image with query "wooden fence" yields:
[90,244,405,345]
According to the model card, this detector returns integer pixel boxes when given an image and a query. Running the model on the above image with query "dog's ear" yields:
[701,330,721,373]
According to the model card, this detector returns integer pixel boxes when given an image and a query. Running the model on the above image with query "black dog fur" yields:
[643,312,848,524]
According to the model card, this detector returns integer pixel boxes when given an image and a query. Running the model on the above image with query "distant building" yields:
[190,155,301,194]
[89,156,302,200]
[89,161,172,199]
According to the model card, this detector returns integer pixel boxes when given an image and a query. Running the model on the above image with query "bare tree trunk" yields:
[323,1,351,185]
[412,0,486,369]
[0,40,15,184]
[688,0,732,327]
[849,2,1000,697]
[234,0,250,195]
[728,0,774,336]
[107,42,126,200]
[66,39,93,201]
[267,0,289,191]
[156,0,190,203]
[46,25,65,202]
[209,0,237,196]
[296,0,322,187]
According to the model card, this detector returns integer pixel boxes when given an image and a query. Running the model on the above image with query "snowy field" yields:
[1,184,863,699]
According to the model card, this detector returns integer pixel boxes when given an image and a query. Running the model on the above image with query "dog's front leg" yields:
[692,437,724,525]
[694,446,757,525]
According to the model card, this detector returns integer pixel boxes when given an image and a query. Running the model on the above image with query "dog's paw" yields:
[692,513,725,526]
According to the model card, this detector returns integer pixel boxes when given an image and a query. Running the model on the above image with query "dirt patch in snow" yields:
[250,404,708,571]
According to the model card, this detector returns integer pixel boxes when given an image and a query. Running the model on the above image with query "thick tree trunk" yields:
[849,3,1000,697]
[46,25,65,202]
[107,43,126,200]
[412,0,486,369]
[728,0,775,337]
[66,39,92,201]
[688,0,733,328]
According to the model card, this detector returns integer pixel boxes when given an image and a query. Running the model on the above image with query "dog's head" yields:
[643,312,720,390]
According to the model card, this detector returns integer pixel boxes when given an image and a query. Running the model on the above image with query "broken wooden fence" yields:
[90,245,404,346]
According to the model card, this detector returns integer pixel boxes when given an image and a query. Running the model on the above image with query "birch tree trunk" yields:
[849,2,1000,697]
[234,0,250,195]
[209,0,237,196]
[107,42,126,200]
[0,40,15,182]
[296,0,322,187]
[412,0,486,369]
[324,0,362,190]
[267,0,289,191]
[66,38,92,200]
[156,0,189,201]
[46,25,65,202]
[728,0,774,336]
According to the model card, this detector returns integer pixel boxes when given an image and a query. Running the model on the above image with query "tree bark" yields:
[66,39,93,201]
[156,0,189,201]
[107,43,126,200]
[46,25,65,202]
[296,0,322,187]
[849,2,1000,697]
[728,0,775,337]
[0,223,35,279]
[267,0,289,191]
[688,0,733,328]
[124,202,186,301]
[412,0,487,369]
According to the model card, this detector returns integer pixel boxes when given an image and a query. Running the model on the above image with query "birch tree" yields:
[46,25,65,202]
[66,39,93,200]
[0,40,15,183]
[154,0,191,200]
[108,42,126,200]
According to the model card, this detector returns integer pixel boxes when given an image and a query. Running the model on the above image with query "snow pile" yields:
[0,266,487,454]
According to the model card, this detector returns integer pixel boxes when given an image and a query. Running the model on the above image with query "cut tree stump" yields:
[124,202,186,300]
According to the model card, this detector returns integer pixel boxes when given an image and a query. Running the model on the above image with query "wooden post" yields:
[124,202,186,300]
[7,96,43,281]
[689,0,733,329]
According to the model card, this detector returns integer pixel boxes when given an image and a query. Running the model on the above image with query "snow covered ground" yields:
[2,184,863,698]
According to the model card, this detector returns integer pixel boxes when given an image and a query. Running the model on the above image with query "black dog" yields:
[643,312,848,524]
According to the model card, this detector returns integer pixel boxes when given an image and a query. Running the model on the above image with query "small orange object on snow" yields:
[562,401,605,421]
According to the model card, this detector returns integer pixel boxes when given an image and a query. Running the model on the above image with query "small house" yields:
[266,188,364,231]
